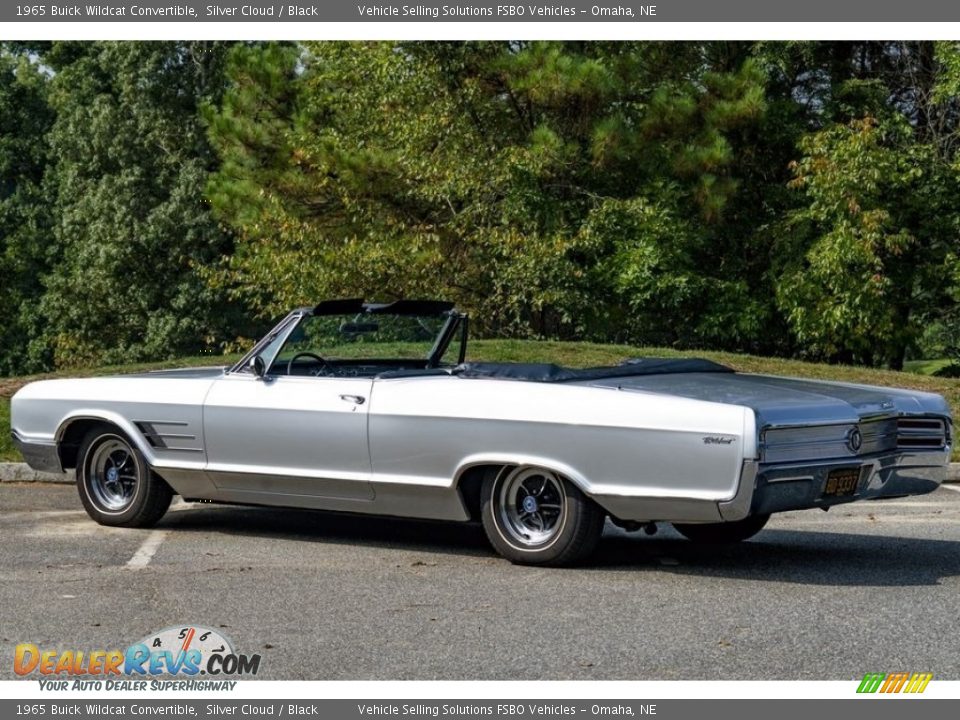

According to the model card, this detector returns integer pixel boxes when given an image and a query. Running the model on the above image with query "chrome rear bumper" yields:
[750,449,948,516]
[593,449,948,525]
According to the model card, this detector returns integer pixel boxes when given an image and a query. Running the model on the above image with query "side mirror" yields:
[250,356,266,379]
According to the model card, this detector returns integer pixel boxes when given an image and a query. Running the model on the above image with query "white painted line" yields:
[126,530,168,570]
[1,509,87,520]
[942,484,960,494]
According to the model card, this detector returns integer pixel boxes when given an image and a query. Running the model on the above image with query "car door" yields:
[202,372,375,501]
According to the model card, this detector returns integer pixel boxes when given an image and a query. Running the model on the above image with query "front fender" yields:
[56,411,158,466]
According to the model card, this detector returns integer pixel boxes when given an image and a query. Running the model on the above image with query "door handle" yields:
[339,394,366,405]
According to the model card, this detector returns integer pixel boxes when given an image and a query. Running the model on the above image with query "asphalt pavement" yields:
[1,482,959,680]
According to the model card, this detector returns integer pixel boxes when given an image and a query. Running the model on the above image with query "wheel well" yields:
[455,462,605,521]
[455,464,508,521]
[57,419,112,470]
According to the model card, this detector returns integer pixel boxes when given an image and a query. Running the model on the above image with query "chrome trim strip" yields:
[228,312,303,375]
[134,422,202,453]
[764,437,854,449]
[764,474,815,484]
[757,448,950,472]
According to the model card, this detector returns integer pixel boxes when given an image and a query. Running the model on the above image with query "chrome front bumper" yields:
[10,431,64,474]
[750,449,949,516]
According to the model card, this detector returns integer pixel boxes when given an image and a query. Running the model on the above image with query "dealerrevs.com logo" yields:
[15,626,261,690]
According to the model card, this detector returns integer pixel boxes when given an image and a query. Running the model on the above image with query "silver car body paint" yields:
[11,349,952,525]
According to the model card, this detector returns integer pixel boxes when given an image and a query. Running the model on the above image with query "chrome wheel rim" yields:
[497,467,565,547]
[87,438,139,512]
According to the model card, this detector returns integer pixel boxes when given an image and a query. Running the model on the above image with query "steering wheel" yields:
[286,351,331,377]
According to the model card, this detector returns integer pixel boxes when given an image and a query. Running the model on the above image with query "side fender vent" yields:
[134,421,202,453]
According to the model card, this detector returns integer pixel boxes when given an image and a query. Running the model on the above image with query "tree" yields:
[0,49,54,374]
[4,41,956,376]
[38,41,243,368]
[771,43,960,369]
[207,41,770,346]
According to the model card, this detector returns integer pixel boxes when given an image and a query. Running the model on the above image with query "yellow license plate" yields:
[823,468,860,497]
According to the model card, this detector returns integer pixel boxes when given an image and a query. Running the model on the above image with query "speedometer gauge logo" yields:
[134,625,260,676]
[138,625,234,669]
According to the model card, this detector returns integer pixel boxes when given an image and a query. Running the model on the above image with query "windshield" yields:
[280,313,444,361]
[264,311,459,377]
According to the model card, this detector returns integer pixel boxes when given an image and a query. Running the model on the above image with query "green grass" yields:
[3,341,959,462]
[0,397,11,462]
[904,358,956,376]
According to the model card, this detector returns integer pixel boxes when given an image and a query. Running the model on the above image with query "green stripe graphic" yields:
[857,673,886,693]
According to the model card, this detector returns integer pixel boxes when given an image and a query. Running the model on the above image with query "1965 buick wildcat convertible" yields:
[11,300,953,565]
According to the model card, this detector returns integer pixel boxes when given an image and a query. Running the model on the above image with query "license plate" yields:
[823,468,860,498]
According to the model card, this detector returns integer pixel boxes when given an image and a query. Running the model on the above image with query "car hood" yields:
[582,372,952,428]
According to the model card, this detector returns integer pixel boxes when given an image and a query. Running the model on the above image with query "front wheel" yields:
[481,466,605,566]
[77,426,172,527]
[672,513,770,544]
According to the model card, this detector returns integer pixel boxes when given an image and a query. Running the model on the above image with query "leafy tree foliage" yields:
[38,42,241,367]
[0,50,53,374]
[768,42,960,369]
[1,41,959,375]
[206,42,770,346]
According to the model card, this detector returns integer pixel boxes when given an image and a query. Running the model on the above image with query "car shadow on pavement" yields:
[592,528,960,587]
[160,503,960,586]
[160,503,493,558]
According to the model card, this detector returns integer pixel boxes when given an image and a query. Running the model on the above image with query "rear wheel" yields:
[481,466,605,566]
[76,426,172,527]
[672,513,770,544]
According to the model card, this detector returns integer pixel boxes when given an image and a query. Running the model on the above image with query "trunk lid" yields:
[581,372,951,428]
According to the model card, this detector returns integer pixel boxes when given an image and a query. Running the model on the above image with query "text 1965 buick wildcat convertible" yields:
[11,300,953,565]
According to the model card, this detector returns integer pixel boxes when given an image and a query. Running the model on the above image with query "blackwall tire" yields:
[76,426,172,528]
[480,466,605,566]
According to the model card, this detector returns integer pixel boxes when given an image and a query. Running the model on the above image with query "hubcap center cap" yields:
[522,496,539,513]
[106,467,119,484]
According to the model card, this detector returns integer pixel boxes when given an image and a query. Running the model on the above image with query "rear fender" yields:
[453,453,593,495]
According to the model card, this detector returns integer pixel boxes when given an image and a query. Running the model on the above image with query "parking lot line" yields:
[942,484,960,494]
[126,529,168,569]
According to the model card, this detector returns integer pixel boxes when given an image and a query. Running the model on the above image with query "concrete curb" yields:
[0,462,74,484]
[1,461,959,484]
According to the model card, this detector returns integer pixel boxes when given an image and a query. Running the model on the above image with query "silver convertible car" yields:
[11,300,953,565]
